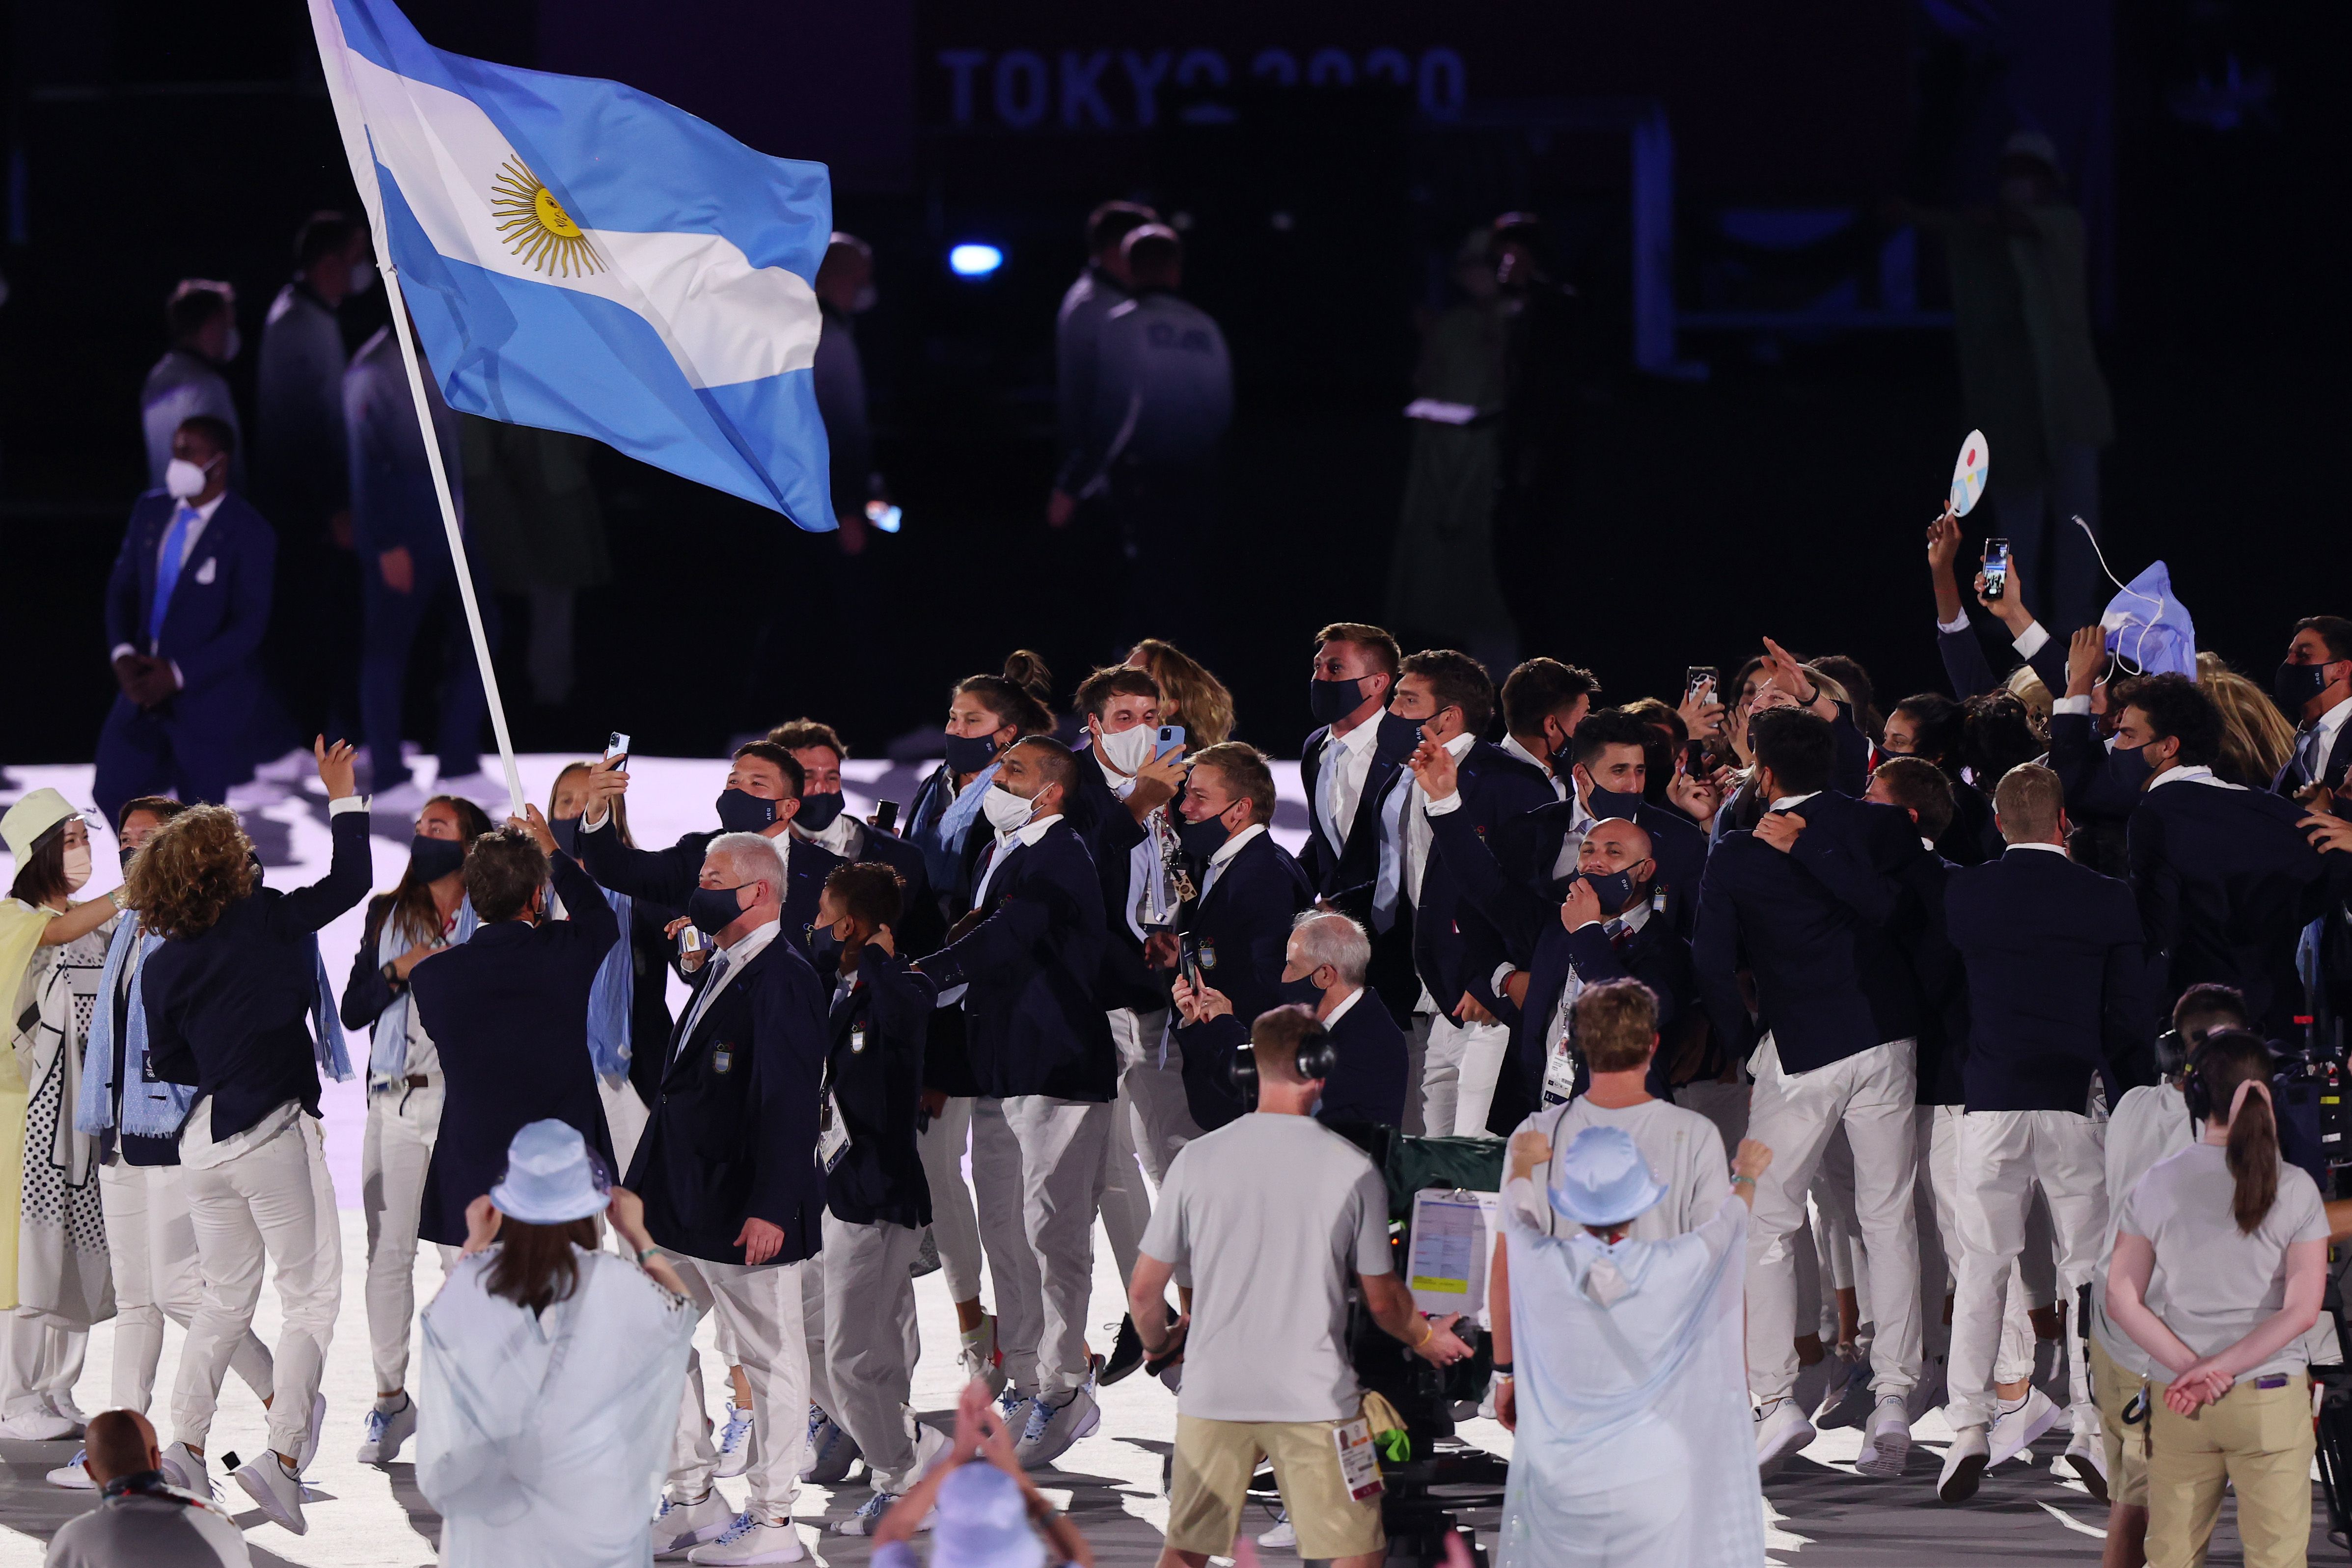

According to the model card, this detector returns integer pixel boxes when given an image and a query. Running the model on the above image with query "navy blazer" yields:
[804,818,940,959]
[1937,618,2070,702]
[103,489,275,737]
[410,851,620,1244]
[2271,723,2352,797]
[1892,848,1971,1107]
[625,926,830,1265]
[1414,741,1556,1022]
[1316,991,1410,1129]
[2128,777,2348,1039]
[1068,752,1161,1014]
[1297,724,1406,902]
[1501,913,1693,1133]
[1174,829,1315,1131]
[579,819,837,961]
[1692,791,1925,1074]
[921,819,1117,1102]
[1946,847,2145,1112]
[145,808,374,1143]
[821,949,935,1229]
[1490,797,1711,941]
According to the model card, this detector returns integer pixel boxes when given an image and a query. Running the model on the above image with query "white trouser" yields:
[0,1314,86,1421]
[669,1256,808,1517]
[1914,1105,1965,1377]
[174,1114,342,1457]
[1098,1008,1198,1286]
[1945,1109,2107,1432]
[361,1080,456,1395]
[971,1096,1111,1399]
[917,1097,985,1304]
[1422,1013,1510,1138]
[98,1160,272,1415]
[1400,1012,1432,1136]
[1810,1127,1863,1307]
[599,1075,651,1179]
[1744,1035,1922,1405]
[803,1214,924,1491]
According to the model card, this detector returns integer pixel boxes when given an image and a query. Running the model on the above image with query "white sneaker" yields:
[235,1452,309,1535]
[688,1513,807,1564]
[958,1312,1007,1396]
[798,1405,860,1485]
[907,1418,952,1485]
[1753,1398,1815,1479]
[654,1490,737,1558]
[160,1442,210,1497]
[45,1449,94,1489]
[715,1402,755,1481]
[1854,1395,1913,1479]
[358,1396,416,1467]
[833,1491,896,1536]
[1258,1513,1298,1549]
[1014,1385,1100,1471]
[1987,1387,2059,1465]
[2063,1426,2110,1504]
[1937,1424,1991,1504]
[0,1409,80,1441]
[297,1392,328,1475]
[44,1393,87,1437]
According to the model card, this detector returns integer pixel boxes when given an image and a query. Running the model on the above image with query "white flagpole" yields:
[303,0,521,817]
[372,264,527,818]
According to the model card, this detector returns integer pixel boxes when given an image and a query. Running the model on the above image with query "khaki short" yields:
[2089,1335,2152,1509]
[1167,1410,1386,1561]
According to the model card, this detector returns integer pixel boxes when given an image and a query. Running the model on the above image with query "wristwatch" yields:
[381,960,405,990]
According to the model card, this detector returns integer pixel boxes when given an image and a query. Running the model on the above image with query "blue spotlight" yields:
[948,242,1005,278]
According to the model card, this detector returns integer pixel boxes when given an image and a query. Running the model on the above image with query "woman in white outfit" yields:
[419,1119,698,1568]
[1497,1124,1771,1568]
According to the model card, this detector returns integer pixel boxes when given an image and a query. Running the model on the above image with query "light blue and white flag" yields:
[308,0,835,528]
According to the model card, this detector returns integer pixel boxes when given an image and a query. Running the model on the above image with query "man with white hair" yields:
[629,832,832,1566]
[1275,910,1410,1128]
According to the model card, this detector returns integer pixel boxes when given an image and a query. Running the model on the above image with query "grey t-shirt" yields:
[46,1488,250,1568]
[1140,1112,1393,1422]
[1509,1098,1730,1244]
[2118,1143,2329,1378]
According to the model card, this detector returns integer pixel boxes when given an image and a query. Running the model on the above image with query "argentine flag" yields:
[308,0,834,528]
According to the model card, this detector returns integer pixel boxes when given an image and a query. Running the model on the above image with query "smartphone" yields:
[1154,724,1186,761]
[1981,538,2011,601]
[1178,931,1203,992]
[871,798,901,835]
[1685,666,1718,707]
[1683,740,1713,778]
[604,731,631,772]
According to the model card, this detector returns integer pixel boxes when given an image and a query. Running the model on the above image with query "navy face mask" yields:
[2275,660,2333,713]
[809,925,843,959]
[1177,813,1231,861]
[1577,868,1639,917]
[1276,972,1325,1008]
[1580,771,1644,823]
[715,789,778,834]
[942,733,999,775]
[1372,709,1425,767]
[1309,676,1367,726]
[549,816,582,856]
[408,834,466,882]
[687,884,749,937]
[795,791,847,833]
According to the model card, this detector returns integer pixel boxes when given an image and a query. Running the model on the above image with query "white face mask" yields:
[164,457,212,500]
[981,784,1036,834]
[1094,722,1156,776]
[61,843,92,894]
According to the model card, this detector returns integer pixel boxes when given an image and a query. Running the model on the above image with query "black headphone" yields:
[1228,1024,1339,1104]
[2180,1028,2273,1123]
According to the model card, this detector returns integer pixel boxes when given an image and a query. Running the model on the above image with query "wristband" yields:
[1411,1319,1434,1349]
[1491,1361,1513,1378]
[1730,1174,1756,1188]
[635,1245,662,1264]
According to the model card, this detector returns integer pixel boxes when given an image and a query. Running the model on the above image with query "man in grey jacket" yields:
[46,1409,249,1567]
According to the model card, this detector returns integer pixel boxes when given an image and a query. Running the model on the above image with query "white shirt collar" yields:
[1920,836,1938,852]
[1208,821,1265,868]
[716,914,781,961]
[2006,841,2071,857]
[1770,791,1820,811]
[795,812,862,859]
[1323,986,1365,1027]
[997,811,1064,850]
[1328,716,1380,756]
[1501,732,1554,778]
[1441,730,1477,759]
[2309,695,2352,748]
[1094,751,1139,799]
[2146,764,2245,793]
[178,491,226,528]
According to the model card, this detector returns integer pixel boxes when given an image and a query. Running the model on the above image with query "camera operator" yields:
[1127,1006,1471,1568]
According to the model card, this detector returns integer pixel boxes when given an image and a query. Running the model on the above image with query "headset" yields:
[2180,1027,2272,1124]
[1227,1022,1339,1107]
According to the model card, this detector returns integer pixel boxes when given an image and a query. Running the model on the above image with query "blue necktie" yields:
[148,504,196,649]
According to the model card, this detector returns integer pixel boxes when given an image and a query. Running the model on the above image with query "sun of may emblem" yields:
[490,158,602,277]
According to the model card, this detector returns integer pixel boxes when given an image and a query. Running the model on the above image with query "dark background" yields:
[4,0,2345,764]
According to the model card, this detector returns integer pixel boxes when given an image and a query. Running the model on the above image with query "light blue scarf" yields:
[80,918,350,1137]
[370,897,478,1081]
[580,884,634,1080]
[924,761,1002,894]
